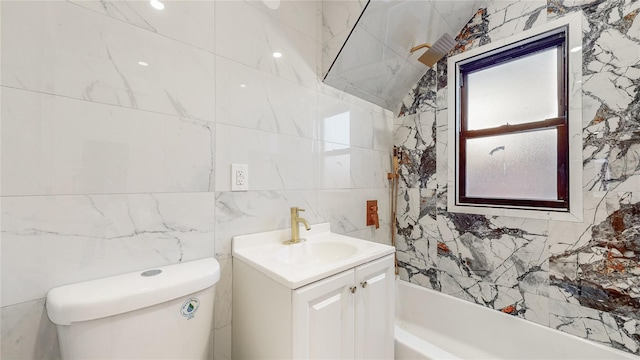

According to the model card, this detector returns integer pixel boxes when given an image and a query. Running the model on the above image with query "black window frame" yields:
[456,27,569,211]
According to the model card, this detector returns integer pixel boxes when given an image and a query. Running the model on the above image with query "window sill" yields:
[446,197,584,222]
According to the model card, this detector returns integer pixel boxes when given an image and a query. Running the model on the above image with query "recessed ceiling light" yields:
[150,0,164,10]
[272,52,282,58]
[240,84,247,88]
[138,61,149,66]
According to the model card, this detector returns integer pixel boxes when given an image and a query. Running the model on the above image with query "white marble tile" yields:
[245,0,320,41]
[317,143,390,190]
[396,188,420,233]
[549,191,640,320]
[549,300,640,353]
[431,0,486,34]
[322,0,366,41]
[317,92,377,149]
[317,188,390,235]
[420,189,440,268]
[435,108,449,189]
[436,211,549,295]
[215,124,316,192]
[1,1,215,121]
[1,193,215,306]
[440,271,549,324]
[322,30,350,77]
[395,112,435,151]
[344,223,393,246]
[68,0,215,53]
[325,26,426,111]
[486,0,547,41]
[396,187,429,268]
[517,289,550,326]
[591,28,639,68]
[359,0,455,70]
[214,190,320,259]
[325,26,389,77]
[215,0,317,88]
[319,81,390,116]
[362,148,392,189]
[582,70,637,112]
[1,88,214,196]
[215,56,317,139]
[372,109,394,151]
[1,298,61,360]
[322,0,462,113]
[317,141,351,189]
[549,191,608,258]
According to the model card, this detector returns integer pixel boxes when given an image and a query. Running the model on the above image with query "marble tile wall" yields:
[1,1,393,359]
[395,0,640,355]
[321,0,368,77]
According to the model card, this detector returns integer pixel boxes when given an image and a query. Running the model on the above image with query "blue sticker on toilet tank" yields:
[180,298,200,320]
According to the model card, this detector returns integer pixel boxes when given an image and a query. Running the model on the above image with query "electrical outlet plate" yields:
[231,164,249,191]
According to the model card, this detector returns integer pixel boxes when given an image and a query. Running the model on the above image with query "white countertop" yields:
[232,223,395,289]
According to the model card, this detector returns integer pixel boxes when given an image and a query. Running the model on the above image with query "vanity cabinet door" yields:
[292,270,355,359]
[354,254,395,359]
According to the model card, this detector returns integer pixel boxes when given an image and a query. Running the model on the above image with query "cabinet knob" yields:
[361,281,368,288]
[350,286,357,294]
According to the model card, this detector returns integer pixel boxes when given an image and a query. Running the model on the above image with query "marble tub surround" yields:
[437,215,550,295]
[1,1,393,359]
[549,0,640,192]
[393,0,640,355]
[396,281,638,359]
[550,192,640,319]
[398,67,438,117]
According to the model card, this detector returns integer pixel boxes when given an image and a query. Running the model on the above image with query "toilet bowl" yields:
[46,257,220,360]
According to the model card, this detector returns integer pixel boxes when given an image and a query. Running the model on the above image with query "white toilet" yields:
[46,257,220,360]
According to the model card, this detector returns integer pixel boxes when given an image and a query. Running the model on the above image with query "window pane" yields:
[466,48,559,130]
[465,129,557,200]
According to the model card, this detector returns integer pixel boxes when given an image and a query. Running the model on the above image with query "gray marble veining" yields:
[394,0,640,355]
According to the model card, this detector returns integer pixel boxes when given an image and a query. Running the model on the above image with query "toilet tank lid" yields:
[46,257,220,325]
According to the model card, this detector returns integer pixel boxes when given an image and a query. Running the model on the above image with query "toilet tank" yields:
[46,258,220,360]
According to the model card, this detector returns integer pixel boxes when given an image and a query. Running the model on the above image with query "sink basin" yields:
[232,223,395,289]
[275,241,358,265]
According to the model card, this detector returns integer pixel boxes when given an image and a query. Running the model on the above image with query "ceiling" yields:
[323,0,486,113]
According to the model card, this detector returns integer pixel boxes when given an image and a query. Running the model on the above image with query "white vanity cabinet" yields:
[293,254,395,359]
[233,254,395,360]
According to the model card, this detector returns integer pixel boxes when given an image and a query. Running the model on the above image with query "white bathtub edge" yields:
[395,279,639,359]
[395,325,459,360]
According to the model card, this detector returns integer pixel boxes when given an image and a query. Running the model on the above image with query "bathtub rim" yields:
[395,279,638,359]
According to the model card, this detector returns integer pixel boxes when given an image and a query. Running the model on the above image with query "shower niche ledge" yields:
[232,223,395,359]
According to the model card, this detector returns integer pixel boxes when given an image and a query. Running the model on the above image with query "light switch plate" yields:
[231,164,249,191]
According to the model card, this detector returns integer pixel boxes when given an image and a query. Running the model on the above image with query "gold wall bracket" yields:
[409,43,432,53]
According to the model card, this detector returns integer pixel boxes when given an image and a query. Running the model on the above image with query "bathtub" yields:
[395,280,636,359]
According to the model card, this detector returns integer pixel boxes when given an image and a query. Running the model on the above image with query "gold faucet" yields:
[283,207,311,245]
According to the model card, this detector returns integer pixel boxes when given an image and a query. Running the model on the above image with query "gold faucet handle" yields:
[298,208,305,212]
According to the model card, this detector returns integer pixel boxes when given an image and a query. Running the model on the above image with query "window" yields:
[447,14,583,221]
